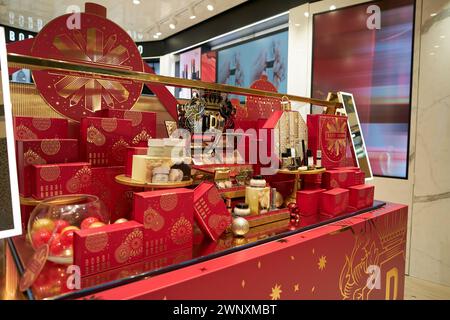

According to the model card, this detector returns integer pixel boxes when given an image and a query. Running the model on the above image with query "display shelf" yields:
[114,174,193,190]
[5,201,405,300]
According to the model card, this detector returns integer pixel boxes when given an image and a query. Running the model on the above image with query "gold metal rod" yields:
[6,53,340,107]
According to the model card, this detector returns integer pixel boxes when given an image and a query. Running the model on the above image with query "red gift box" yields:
[90,166,134,222]
[80,117,133,167]
[14,117,68,140]
[348,184,375,209]
[322,169,355,189]
[297,189,325,216]
[307,114,348,169]
[320,188,349,217]
[193,182,232,242]
[95,109,156,147]
[32,162,92,199]
[133,188,194,257]
[73,221,144,276]
[319,211,336,222]
[17,139,79,197]
[353,171,366,186]
[299,214,319,227]
[125,147,148,177]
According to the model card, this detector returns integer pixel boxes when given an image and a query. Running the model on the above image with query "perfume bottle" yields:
[307,150,314,170]
[316,150,322,168]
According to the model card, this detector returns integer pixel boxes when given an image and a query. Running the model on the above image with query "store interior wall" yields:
[288,0,450,287]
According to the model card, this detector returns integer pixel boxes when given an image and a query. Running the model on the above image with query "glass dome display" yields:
[28,195,109,264]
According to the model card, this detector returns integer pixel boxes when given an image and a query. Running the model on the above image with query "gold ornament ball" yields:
[32,218,55,233]
[114,218,128,224]
[231,217,250,236]
[89,222,106,229]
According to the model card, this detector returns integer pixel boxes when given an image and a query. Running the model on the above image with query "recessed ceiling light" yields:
[430,13,437,17]
[155,24,162,36]
[169,23,176,30]
[294,23,300,27]
[153,34,159,39]
[434,45,440,48]
[189,6,196,19]
[207,4,214,11]
[330,5,336,10]
[304,12,310,18]
[440,35,445,39]
[132,0,140,5]
[430,52,435,55]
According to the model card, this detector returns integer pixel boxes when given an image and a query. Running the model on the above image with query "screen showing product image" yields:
[311,0,414,178]
[201,51,217,83]
[217,30,288,100]
[179,48,201,99]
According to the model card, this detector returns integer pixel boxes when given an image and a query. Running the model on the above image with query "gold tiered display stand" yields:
[278,168,326,205]
[115,175,193,191]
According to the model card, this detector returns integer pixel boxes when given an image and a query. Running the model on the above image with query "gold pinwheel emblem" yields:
[53,28,132,112]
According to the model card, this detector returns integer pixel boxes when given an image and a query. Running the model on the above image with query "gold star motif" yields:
[241,280,246,288]
[270,284,282,300]
[318,255,327,271]
[294,284,300,292]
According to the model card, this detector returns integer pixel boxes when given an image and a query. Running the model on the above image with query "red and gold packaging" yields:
[299,214,320,227]
[95,109,156,147]
[125,147,147,177]
[335,167,365,187]
[90,166,134,222]
[297,189,325,216]
[16,139,79,197]
[193,182,232,242]
[32,162,92,199]
[348,184,375,209]
[302,174,323,190]
[307,114,348,169]
[13,117,68,140]
[80,117,133,167]
[320,188,349,217]
[73,221,144,276]
[353,171,366,186]
[322,169,355,189]
[133,188,194,257]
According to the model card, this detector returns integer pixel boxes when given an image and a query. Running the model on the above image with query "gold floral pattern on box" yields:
[16,125,38,139]
[32,118,52,131]
[159,193,178,212]
[170,217,193,245]
[39,165,61,182]
[85,232,109,253]
[40,139,61,156]
[144,207,165,231]
[124,110,143,127]
[87,125,106,146]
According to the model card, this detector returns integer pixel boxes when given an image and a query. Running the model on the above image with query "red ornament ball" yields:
[53,219,70,233]
[49,235,64,256]
[60,226,79,247]
[32,229,52,248]
[80,217,99,229]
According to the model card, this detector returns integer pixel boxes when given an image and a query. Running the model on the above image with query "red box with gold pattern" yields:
[13,117,68,140]
[91,166,134,222]
[32,162,92,200]
[297,189,325,216]
[125,147,147,177]
[73,221,144,276]
[133,188,194,257]
[307,114,348,169]
[348,184,375,209]
[16,139,79,197]
[80,117,133,167]
[322,169,355,189]
[95,109,156,147]
[353,171,366,186]
[320,188,349,217]
[193,182,232,242]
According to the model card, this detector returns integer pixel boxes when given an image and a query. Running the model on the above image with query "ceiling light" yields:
[153,34,159,39]
[430,13,437,17]
[440,35,446,39]
[206,0,215,11]
[132,0,140,4]
[430,52,435,55]
[434,45,440,48]
[189,6,196,19]
[155,24,162,36]
[169,18,177,30]
[294,23,300,27]
[304,12,310,18]
[330,5,336,10]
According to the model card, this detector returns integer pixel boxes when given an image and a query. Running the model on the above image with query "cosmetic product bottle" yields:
[270,188,278,211]
[316,150,322,168]
[245,175,268,215]
[307,150,315,170]
[301,140,307,166]
[281,151,291,169]
[234,203,251,217]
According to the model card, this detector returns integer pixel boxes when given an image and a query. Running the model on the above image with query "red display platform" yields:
[9,202,404,300]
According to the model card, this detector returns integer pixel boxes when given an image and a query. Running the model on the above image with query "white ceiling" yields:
[0,0,247,42]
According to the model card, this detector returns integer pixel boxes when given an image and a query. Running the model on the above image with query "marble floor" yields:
[405,276,450,300]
